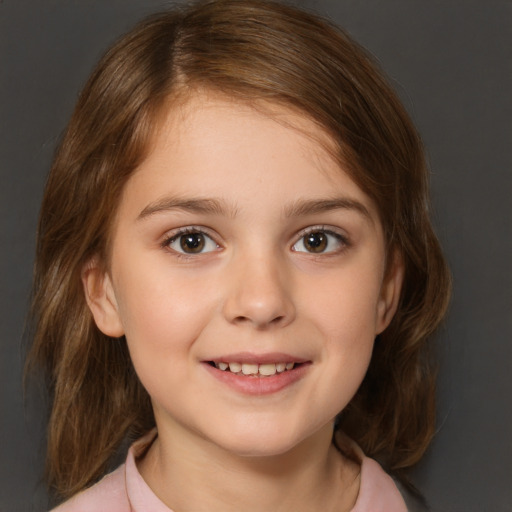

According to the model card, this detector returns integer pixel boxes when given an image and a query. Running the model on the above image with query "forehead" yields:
[154,91,339,164]
[118,92,379,223]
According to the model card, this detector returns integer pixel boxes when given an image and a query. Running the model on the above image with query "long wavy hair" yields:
[28,0,451,500]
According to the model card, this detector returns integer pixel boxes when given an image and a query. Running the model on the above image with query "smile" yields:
[210,361,296,377]
[203,357,310,395]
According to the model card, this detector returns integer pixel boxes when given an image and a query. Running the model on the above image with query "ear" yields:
[376,250,404,334]
[82,259,124,337]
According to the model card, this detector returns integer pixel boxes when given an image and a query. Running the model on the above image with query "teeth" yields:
[259,364,277,376]
[228,362,242,373]
[241,363,258,375]
[214,361,297,376]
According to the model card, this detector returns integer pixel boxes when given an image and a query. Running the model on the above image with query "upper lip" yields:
[203,352,310,365]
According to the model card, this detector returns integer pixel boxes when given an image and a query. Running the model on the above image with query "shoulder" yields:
[392,478,430,512]
[334,430,411,512]
[352,456,409,512]
[50,430,166,512]
[50,464,130,512]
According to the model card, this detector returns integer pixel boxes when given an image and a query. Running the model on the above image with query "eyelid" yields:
[291,225,350,254]
[161,226,221,255]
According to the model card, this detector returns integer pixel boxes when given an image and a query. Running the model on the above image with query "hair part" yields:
[28,0,451,500]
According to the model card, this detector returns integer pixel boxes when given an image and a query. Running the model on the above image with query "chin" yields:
[207,419,318,458]
[228,439,294,458]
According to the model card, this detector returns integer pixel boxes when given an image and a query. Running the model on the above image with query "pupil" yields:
[305,232,327,253]
[180,233,205,253]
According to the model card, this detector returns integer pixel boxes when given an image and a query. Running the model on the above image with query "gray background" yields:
[1,1,511,510]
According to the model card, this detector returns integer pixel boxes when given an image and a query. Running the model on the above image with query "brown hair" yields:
[28,0,451,500]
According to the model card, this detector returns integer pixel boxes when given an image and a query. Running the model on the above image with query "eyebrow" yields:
[137,195,372,222]
[137,196,238,220]
[283,197,372,221]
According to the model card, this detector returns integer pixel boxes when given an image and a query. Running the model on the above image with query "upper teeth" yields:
[215,362,295,376]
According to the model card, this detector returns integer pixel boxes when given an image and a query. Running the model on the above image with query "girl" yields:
[28,0,451,510]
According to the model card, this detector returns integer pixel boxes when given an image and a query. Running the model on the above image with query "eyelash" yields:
[161,225,350,257]
[161,226,220,258]
[292,226,350,255]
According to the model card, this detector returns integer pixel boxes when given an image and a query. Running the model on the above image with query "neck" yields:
[138,421,360,512]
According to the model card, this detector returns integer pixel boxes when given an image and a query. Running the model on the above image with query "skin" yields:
[84,92,403,511]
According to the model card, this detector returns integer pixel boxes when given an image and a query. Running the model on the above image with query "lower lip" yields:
[202,363,310,395]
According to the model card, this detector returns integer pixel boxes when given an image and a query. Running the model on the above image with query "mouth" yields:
[203,355,311,395]
[207,361,302,377]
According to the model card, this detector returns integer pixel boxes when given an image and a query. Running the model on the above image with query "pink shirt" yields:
[52,432,407,512]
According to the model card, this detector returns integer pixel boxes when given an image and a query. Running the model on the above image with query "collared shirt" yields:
[52,431,408,512]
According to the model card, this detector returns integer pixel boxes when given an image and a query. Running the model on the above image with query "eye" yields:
[166,230,219,255]
[292,229,347,254]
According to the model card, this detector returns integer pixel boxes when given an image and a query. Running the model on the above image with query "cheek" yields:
[305,263,384,340]
[112,265,219,369]
[318,292,377,377]
[302,265,382,392]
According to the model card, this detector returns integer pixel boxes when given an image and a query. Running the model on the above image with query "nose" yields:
[222,250,296,329]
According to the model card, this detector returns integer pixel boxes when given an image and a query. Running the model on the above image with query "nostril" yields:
[233,314,289,329]
[224,292,295,328]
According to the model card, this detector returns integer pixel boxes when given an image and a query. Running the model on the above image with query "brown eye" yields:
[292,229,347,254]
[180,233,205,253]
[303,231,327,253]
[167,230,218,255]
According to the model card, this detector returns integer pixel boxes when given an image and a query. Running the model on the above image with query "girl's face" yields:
[85,93,402,458]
